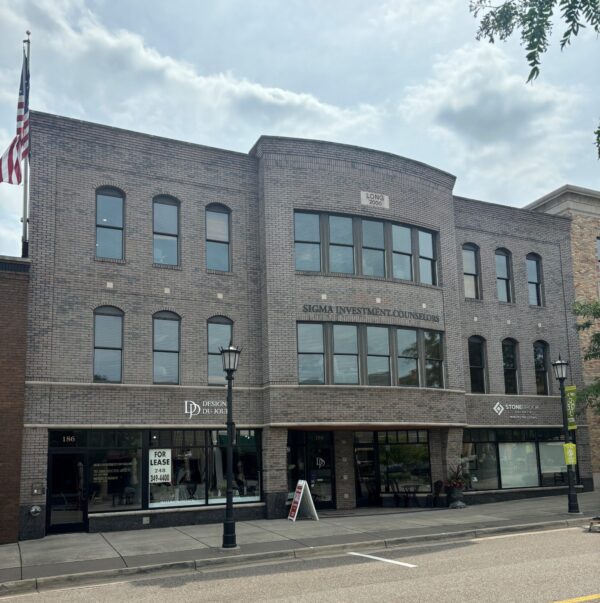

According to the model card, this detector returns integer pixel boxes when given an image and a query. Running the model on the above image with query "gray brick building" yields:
[17,112,593,540]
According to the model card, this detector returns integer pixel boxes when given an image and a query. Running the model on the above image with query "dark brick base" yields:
[463,485,588,505]
[18,505,46,541]
[264,492,288,518]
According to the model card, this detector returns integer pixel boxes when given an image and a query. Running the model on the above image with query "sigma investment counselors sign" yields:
[302,304,440,323]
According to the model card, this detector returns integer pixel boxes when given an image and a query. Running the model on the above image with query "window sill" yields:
[528,304,546,309]
[464,297,483,303]
[295,270,442,290]
[94,257,126,265]
[153,263,182,270]
[498,301,516,306]
[206,269,234,276]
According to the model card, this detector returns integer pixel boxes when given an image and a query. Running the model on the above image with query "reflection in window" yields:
[295,213,321,271]
[527,254,543,306]
[495,249,512,302]
[499,442,539,487]
[94,306,123,383]
[206,206,230,271]
[153,197,179,265]
[424,331,443,388]
[533,340,549,395]
[329,215,354,273]
[468,336,486,393]
[502,339,518,394]
[461,442,499,490]
[153,311,180,384]
[333,325,359,384]
[392,225,412,281]
[539,442,567,486]
[367,326,390,385]
[462,244,479,299]
[96,189,124,260]
[362,220,385,277]
[297,323,325,384]
[397,328,418,386]
[208,317,232,385]
[418,230,436,285]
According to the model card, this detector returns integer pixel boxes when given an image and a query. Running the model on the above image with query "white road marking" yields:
[348,552,417,568]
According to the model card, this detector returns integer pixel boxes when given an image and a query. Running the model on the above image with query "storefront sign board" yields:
[288,480,319,522]
[360,191,389,209]
[149,449,172,484]
[563,443,577,466]
[565,386,577,430]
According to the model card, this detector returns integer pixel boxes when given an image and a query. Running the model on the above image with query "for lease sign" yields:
[149,449,172,484]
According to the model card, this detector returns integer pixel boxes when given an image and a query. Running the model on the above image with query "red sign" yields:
[288,480,305,522]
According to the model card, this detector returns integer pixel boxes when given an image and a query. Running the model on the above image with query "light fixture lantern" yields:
[220,344,242,373]
[552,355,568,381]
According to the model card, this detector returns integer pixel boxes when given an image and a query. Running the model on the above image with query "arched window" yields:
[153,196,179,265]
[502,338,518,394]
[94,306,123,382]
[206,205,231,271]
[462,244,480,299]
[96,188,124,259]
[533,340,549,395]
[468,336,486,393]
[495,249,512,303]
[526,253,543,306]
[208,316,233,385]
[153,311,180,384]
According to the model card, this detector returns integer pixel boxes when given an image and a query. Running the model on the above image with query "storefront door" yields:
[47,452,87,533]
[354,445,380,506]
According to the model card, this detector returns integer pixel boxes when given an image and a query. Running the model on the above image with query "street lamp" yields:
[220,343,242,548]
[551,355,580,514]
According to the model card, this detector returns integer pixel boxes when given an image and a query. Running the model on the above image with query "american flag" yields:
[0,49,30,185]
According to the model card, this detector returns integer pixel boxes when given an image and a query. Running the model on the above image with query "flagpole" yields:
[21,31,30,259]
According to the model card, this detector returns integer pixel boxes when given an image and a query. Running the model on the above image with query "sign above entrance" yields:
[361,191,389,209]
[492,401,539,420]
[302,304,440,323]
[185,400,227,418]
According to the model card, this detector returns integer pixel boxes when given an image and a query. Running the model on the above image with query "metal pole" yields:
[222,369,237,548]
[559,377,580,514]
[21,32,30,259]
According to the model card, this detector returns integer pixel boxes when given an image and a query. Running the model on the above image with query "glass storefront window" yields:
[539,442,567,486]
[462,442,499,490]
[499,442,539,488]
[379,442,431,494]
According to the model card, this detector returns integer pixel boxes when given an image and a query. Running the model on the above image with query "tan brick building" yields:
[528,185,600,486]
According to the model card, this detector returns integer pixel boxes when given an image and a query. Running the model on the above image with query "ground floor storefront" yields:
[16,424,590,539]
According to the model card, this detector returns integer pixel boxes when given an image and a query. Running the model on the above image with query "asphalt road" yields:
[5,527,600,602]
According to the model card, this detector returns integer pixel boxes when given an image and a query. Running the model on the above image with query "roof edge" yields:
[525,184,600,211]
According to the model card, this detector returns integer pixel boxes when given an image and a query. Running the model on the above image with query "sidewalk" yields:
[1,491,598,596]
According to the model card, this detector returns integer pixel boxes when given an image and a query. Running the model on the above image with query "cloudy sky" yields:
[0,0,598,256]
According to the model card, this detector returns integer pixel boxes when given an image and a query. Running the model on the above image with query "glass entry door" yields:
[354,445,380,506]
[47,452,87,532]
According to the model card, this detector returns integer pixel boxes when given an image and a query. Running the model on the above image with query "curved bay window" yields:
[495,249,512,303]
[533,340,549,395]
[418,230,436,285]
[294,212,321,272]
[397,328,419,386]
[333,325,359,384]
[93,306,123,383]
[153,311,180,384]
[208,316,233,385]
[367,326,391,385]
[329,215,354,274]
[153,196,179,265]
[502,338,519,394]
[468,336,486,393]
[362,219,385,277]
[424,330,444,388]
[206,205,231,271]
[462,243,480,299]
[297,323,325,384]
[96,188,124,260]
[527,253,543,306]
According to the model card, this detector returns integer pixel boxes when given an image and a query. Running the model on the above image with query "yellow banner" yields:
[563,443,577,466]
[565,385,577,430]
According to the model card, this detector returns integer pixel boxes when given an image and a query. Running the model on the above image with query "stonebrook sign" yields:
[301,303,440,323]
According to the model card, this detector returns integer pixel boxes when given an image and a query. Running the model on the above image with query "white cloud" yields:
[400,44,586,203]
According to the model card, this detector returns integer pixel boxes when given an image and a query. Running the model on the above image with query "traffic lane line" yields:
[347,552,417,568]
[553,595,600,603]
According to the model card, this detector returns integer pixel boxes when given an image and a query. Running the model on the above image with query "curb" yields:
[0,518,594,597]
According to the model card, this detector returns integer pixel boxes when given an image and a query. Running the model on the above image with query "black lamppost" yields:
[551,356,580,514]
[220,343,242,548]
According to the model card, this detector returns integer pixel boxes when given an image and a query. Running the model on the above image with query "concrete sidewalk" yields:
[1,491,598,596]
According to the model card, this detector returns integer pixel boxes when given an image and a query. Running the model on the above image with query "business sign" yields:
[288,480,319,522]
[563,443,577,466]
[185,399,227,418]
[492,401,539,420]
[149,449,171,484]
[361,191,389,209]
[565,386,577,430]
[302,303,440,323]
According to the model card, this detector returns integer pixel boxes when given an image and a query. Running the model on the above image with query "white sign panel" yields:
[288,480,319,522]
[360,191,389,209]
[149,449,172,484]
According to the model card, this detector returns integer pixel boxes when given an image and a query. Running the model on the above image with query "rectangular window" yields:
[397,328,418,386]
[153,315,180,384]
[392,225,412,281]
[366,326,390,385]
[424,330,443,388]
[527,256,542,306]
[462,442,499,490]
[295,213,321,271]
[297,323,325,384]
[329,216,354,274]
[502,340,518,394]
[153,198,179,265]
[96,191,124,260]
[362,220,385,277]
[94,311,123,383]
[208,320,232,385]
[495,252,511,302]
[417,230,436,285]
[468,337,486,393]
[462,246,479,299]
[206,209,230,271]
[499,442,539,488]
[333,325,359,384]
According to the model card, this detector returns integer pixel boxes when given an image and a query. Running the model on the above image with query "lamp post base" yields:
[222,519,237,549]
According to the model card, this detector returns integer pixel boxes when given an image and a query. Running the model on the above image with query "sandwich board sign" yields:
[288,480,319,522]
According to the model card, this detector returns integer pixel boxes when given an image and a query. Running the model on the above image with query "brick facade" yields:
[0,257,29,544]
[15,112,591,540]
